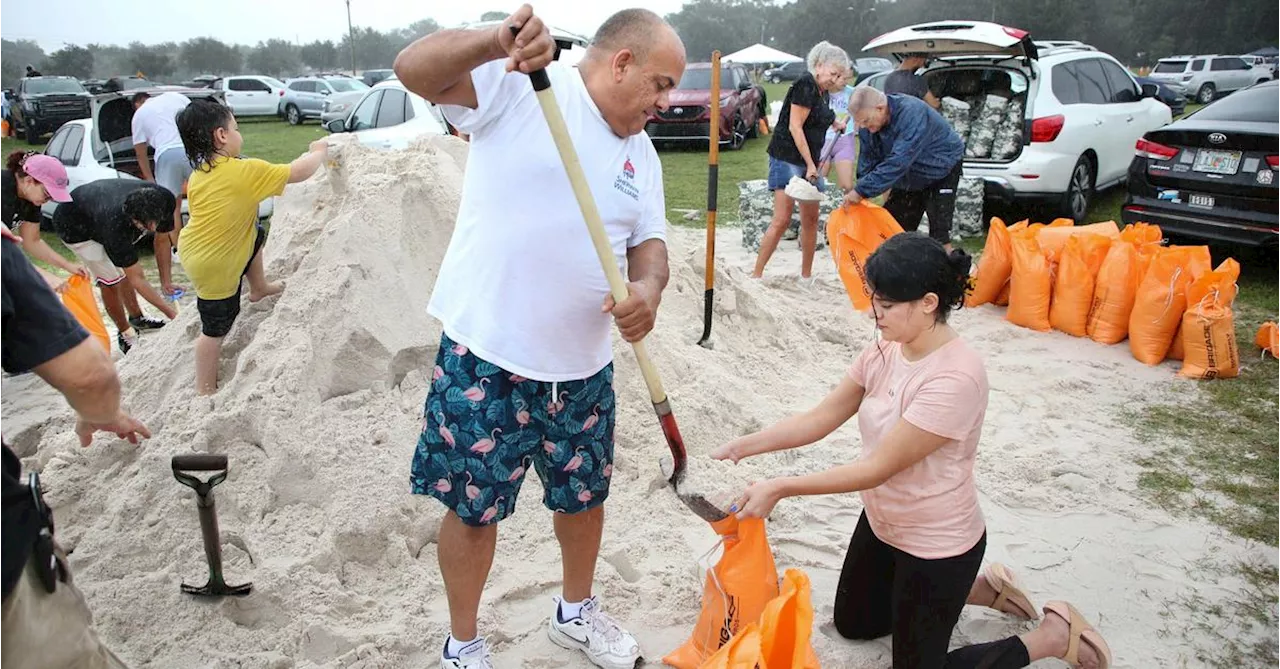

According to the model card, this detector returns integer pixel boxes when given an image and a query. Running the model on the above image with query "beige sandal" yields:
[1043,600,1113,669]
[982,563,1040,620]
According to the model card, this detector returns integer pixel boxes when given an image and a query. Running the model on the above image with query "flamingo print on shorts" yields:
[409,332,617,527]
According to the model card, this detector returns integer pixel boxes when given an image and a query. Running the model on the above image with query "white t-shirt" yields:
[131,92,190,153]
[428,60,668,382]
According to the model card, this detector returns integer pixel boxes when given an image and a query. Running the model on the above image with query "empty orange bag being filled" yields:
[827,203,904,313]
[1007,229,1052,331]
[698,621,764,669]
[967,218,1027,307]
[60,274,110,354]
[1179,259,1240,380]
[665,515,779,669]
[757,569,821,669]
[1129,246,1212,365]
[1256,322,1279,359]
[1049,234,1112,337]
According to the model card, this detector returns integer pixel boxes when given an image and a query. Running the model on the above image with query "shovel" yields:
[172,454,252,597]
[515,32,727,523]
[697,50,722,350]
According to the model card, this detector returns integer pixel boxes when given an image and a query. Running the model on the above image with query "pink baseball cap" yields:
[22,154,72,202]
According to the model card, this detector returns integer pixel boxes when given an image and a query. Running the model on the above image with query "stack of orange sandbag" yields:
[1257,322,1279,359]
[966,217,1027,309]
[1127,245,1212,364]
[1177,259,1242,379]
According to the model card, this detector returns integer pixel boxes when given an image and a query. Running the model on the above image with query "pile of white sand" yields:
[5,136,1274,668]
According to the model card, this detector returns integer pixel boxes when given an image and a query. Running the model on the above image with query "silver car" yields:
[280,75,369,125]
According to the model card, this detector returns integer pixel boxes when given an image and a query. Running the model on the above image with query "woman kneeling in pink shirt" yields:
[712,232,1112,669]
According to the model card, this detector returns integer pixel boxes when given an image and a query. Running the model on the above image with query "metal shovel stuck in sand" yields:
[516,32,727,524]
[172,454,252,597]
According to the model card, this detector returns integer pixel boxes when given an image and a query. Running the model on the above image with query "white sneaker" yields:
[440,637,493,669]
[547,596,641,669]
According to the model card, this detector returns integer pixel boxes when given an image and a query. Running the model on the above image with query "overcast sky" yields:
[1,0,690,52]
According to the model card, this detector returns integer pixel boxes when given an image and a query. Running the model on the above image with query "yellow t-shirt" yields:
[181,157,290,300]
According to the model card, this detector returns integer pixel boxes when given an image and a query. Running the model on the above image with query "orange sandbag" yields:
[967,218,1028,307]
[1179,259,1241,379]
[1121,221,1163,244]
[827,203,904,313]
[1038,220,1120,259]
[1049,234,1112,336]
[1007,230,1052,331]
[1256,322,1279,359]
[1128,246,1212,364]
[758,569,821,669]
[1087,244,1136,344]
[994,282,1011,306]
[699,622,764,669]
[666,516,779,669]
[1167,321,1185,360]
[60,274,110,353]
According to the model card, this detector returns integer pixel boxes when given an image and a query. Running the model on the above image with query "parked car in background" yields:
[360,69,395,87]
[1122,79,1277,247]
[1135,75,1187,117]
[861,24,1172,221]
[280,75,369,125]
[102,76,152,93]
[323,79,451,150]
[763,61,807,83]
[37,87,274,226]
[205,75,287,116]
[1147,55,1272,104]
[645,62,766,150]
[6,76,92,143]
[80,79,108,94]
[851,56,895,84]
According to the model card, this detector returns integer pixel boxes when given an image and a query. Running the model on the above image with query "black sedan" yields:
[1122,79,1278,247]
[1135,75,1186,117]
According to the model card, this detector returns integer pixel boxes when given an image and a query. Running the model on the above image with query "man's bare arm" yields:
[134,143,154,181]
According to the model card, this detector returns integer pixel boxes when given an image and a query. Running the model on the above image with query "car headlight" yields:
[328,102,350,114]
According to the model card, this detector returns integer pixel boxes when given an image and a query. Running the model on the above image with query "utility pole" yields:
[346,0,357,76]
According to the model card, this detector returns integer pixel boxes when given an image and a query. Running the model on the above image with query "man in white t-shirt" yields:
[131,91,190,247]
[395,4,685,669]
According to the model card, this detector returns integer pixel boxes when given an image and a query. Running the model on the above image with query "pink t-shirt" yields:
[846,337,989,559]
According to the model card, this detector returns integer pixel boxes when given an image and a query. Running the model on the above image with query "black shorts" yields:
[196,224,265,338]
[884,160,964,244]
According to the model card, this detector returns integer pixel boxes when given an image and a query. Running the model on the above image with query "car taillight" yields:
[1266,155,1278,169]
[279,90,285,96]
[1002,26,1029,39]
[1029,115,1064,143]
[1135,138,1179,160]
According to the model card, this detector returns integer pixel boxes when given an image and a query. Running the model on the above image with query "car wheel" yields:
[1257,79,1270,85]
[1061,156,1094,223]
[768,75,779,84]
[286,104,302,126]
[746,107,761,138]
[728,114,748,150]
[1196,83,1216,104]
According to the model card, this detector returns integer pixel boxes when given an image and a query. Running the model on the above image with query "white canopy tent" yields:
[722,43,803,65]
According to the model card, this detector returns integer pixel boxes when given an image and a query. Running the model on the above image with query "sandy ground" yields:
[1,136,1274,668]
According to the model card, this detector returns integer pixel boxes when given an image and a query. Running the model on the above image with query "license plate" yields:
[1192,149,1241,175]
[1189,193,1215,208]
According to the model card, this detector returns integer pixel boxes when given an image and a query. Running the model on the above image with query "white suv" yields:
[859,22,1172,222]
[1147,55,1273,104]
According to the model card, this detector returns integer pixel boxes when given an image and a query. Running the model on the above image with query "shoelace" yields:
[582,607,626,644]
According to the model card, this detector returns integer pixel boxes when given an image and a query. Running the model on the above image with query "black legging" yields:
[833,512,1032,669]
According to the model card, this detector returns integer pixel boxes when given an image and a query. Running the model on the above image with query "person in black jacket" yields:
[1,227,146,667]
[753,41,851,281]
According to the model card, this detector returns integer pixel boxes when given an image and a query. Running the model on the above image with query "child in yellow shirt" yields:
[176,99,328,394]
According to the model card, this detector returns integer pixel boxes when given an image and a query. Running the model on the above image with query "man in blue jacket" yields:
[844,87,964,251]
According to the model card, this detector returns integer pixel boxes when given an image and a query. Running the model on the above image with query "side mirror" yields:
[325,118,347,134]
[1140,83,1160,99]
[320,89,331,95]
[737,79,752,92]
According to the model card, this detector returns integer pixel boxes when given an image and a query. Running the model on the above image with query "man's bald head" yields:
[587,8,678,63]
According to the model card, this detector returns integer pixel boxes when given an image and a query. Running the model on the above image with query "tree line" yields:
[7,1,1274,89]
[666,0,1276,68]
[1,10,510,88]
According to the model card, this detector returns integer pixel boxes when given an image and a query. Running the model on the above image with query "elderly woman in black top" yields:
[752,41,850,281]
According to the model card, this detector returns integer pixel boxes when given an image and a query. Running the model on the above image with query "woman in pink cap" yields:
[3,151,87,281]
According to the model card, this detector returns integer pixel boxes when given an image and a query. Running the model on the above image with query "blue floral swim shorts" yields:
[410,332,616,526]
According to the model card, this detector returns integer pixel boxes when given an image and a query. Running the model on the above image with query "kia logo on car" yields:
[1208,132,1227,144]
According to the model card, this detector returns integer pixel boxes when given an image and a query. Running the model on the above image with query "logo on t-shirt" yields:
[614,155,639,201]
